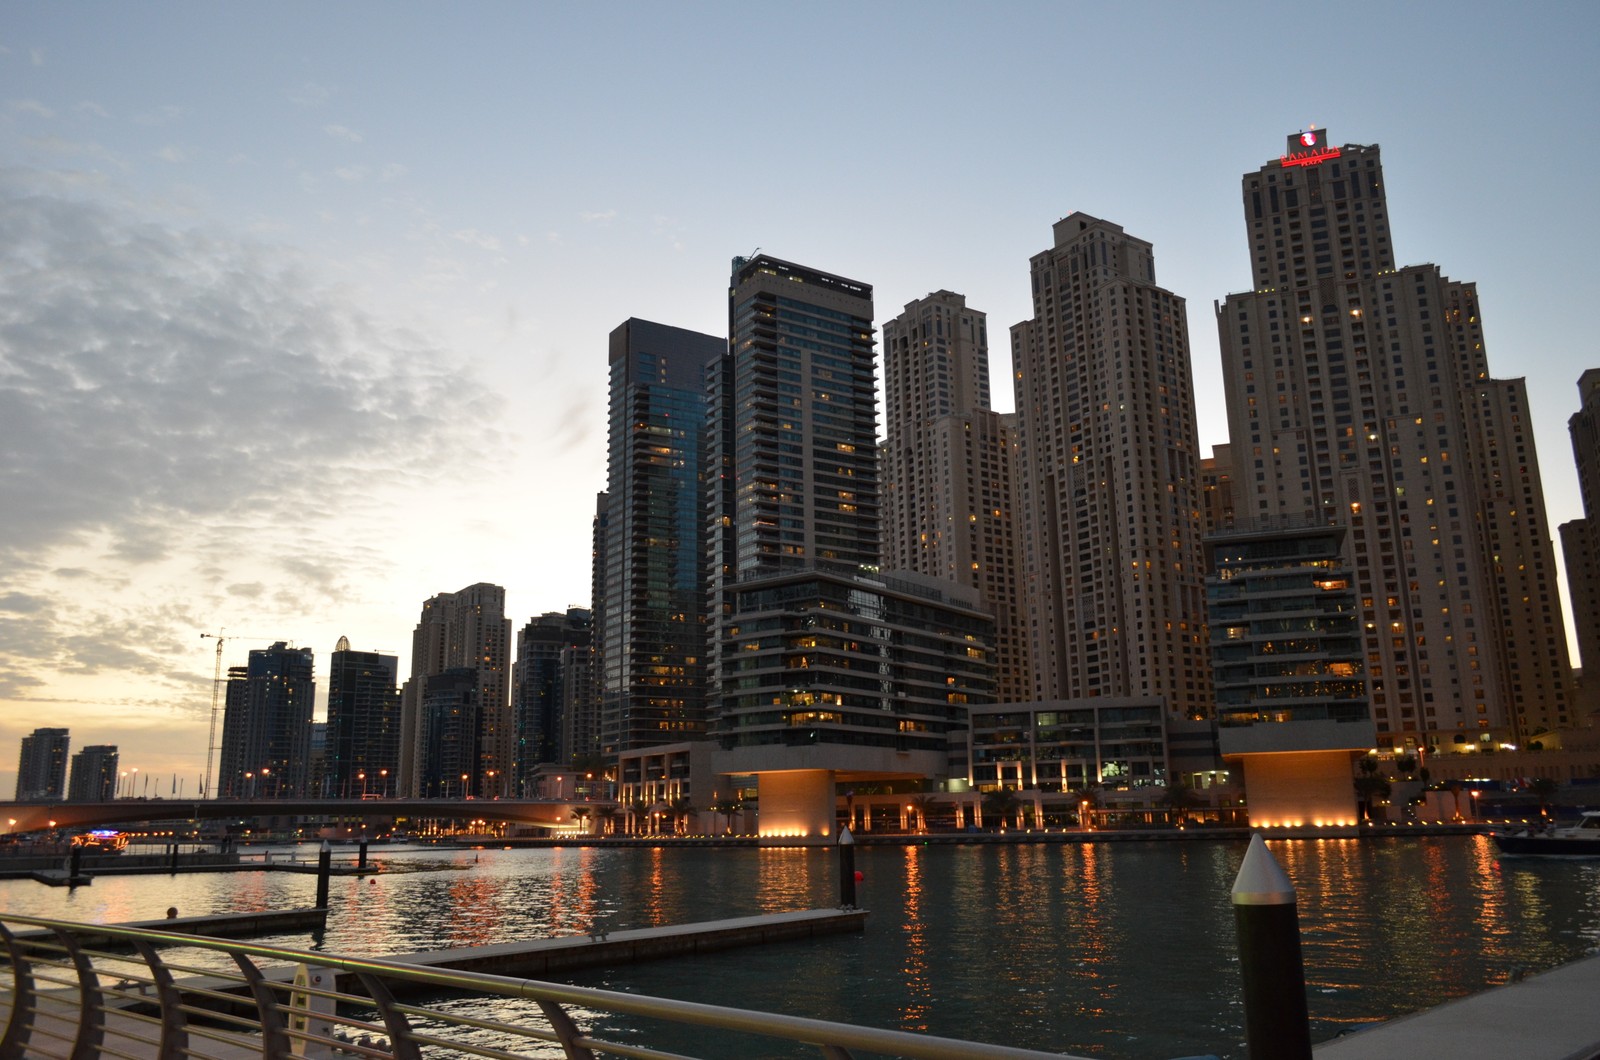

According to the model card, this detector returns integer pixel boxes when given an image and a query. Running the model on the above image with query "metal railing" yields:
[0,913,1084,1059]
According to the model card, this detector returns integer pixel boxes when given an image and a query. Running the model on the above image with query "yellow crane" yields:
[198,630,278,799]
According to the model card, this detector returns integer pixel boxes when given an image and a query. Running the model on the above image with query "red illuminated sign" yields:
[1280,145,1341,168]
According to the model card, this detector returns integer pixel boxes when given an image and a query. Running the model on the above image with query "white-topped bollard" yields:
[1231,833,1311,1059]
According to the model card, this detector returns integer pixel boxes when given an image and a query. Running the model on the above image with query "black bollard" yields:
[1231,833,1312,1059]
[838,826,856,909]
[169,842,180,874]
[315,840,332,908]
[67,843,83,882]
[358,837,369,871]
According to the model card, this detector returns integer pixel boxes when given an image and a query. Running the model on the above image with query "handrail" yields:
[0,913,1086,1059]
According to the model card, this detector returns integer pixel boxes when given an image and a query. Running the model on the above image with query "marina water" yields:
[4,834,1599,1058]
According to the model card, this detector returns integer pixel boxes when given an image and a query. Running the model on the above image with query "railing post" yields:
[52,927,106,1060]
[1231,833,1312,1059]
[0,924,39,1057]
[232,951,294,1057]
[353,971,423,1060]
[838,826,857,909]
[132,938,189,1059]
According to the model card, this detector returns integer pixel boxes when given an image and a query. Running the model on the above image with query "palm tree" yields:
[629,798,652,835]
[908,793,941,834]
[668,796,694,835]
[1070,782,1103,828]
[1529,776,1559,821]
[570,806,591,834]
[1354,774,1391,823]
[1161,778,1204,826]
[980,787,1021,831]
[593,805,617,836]
[711,797,742,835]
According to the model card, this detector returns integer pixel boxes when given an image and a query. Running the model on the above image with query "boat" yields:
[1491,810,1600,857]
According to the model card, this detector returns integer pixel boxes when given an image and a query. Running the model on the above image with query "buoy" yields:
[854,870,864,882]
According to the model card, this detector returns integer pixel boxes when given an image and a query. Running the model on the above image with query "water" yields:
[4,835,1600,1058]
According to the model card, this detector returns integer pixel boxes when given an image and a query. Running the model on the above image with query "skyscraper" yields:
[15,727,69,801]
[67,744,118,802]
[883,291,1028,700]
[513,607,592,791]
[597,319,723,756]
[398,583,511,796]
[1216,129,1574,752]
[217,642,315,797]
[1562,369,1600,719]
[325,637,400,799]
[1010,214,1211,720]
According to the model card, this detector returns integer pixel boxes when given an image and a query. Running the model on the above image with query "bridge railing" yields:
[0,913,1084,1059]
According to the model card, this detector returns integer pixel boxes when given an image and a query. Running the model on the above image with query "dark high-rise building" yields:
[597,319,723,756]
[15,727,69,801]
[513,607,592,792]
[419,668,481,799]
[67,744,118,802]
[325,637,401,799]
[398,583,511,796]
[1010,214,1211,720]
[1216,130,1574,752]
[216,642,315,797]
[1562,369,1600,720]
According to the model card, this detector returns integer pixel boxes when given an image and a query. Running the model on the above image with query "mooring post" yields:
[838,826,856,909]
[357,837,369,872]
[1231,833,1312,1059]
[169,842,180,874]
[67,843,83,882]
[315,840,332,908]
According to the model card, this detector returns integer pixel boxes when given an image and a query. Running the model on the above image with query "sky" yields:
[3,2,1598,801]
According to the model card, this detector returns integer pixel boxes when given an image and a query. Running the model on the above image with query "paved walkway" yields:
[1316,950,1600,1058]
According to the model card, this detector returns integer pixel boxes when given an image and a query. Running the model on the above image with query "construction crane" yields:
[198,630,277,799]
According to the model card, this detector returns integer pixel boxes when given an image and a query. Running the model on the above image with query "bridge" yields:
[0,797,608,834]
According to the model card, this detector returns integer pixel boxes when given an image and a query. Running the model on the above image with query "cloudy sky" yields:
[3,3,1597,800]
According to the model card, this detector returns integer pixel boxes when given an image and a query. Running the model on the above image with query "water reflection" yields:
[6,837,1600,1059]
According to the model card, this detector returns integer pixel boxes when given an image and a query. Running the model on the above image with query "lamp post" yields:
[245,772,255,799]
[379,769,389,798]
[358,771,367,799]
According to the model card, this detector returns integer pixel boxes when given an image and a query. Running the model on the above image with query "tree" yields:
[711,796,742,834]
[1161,778,1205,825]
[1354,775,1391,823]
[1529,777,1559,820]
[668,796,694,835]
[593,804,617,835]
[570,806,591,834]
[980,787,1021,831]
[629,798,652,835]
[908,793,942,834]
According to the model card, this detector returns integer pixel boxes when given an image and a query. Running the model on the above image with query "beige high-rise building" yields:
[1216,129,1573,752]
[398,582,513,796]
[1010,214,1211,721]
[882,291,1028,700]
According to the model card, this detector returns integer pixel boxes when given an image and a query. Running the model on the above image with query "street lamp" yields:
[358,771,368,799]
[379,769,389,798]
[245,772,255,798]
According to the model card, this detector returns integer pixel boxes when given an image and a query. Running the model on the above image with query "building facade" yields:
[1563,369,1600,720]
[597,319,723,756]
[67,744,118,802]
[882,291,1028,700]
[216,642,315,798]
[1010,213,1211,720]
[399,583,512,796]
[1215,129,1574,753]
[513,607,592,792]
[325,637,401,799]
[15,727,69,802]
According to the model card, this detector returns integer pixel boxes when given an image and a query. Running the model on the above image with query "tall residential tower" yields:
[1216,130,1573,752]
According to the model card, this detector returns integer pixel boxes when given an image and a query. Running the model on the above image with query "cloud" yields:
[0,166,500,702]
[579,209,617,224]
[30,48,45,67]
[8,99,56,119]
[324,124,363,143]
[288,82,333,108]
[452,228,501,251]
[380,163,407,182]
[75,101,110,120]
[133,105,186,126]
[156,145,186,163]
[334,165,368,182]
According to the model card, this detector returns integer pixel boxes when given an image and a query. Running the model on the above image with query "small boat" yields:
[1492,811,1600,857]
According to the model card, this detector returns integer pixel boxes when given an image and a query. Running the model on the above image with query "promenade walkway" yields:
[1315,949,1600,1059]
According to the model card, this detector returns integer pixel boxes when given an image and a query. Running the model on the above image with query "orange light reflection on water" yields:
[896,845,930,1032]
